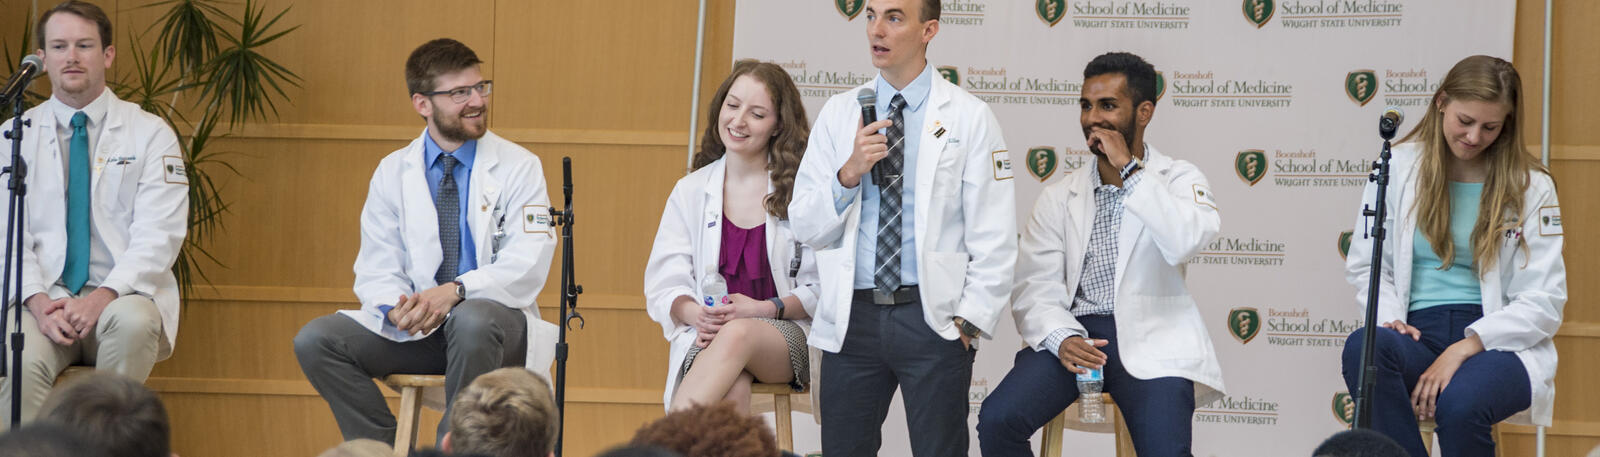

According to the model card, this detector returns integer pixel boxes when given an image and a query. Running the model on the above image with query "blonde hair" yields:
[1398,55,1547,274]
[448,368,559,457]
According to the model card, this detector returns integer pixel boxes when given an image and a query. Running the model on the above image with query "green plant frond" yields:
[2,9,47,109]
[138,0,231,74]
[198,0,302,125]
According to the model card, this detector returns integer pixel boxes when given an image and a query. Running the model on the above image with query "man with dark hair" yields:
[790,0,1015,455]
[293,37,557,445]
[440,367,558,457]
[1,0,187,426]
[37,372,174,457]
[1313,429,1409,457]
[976,51,1226,456]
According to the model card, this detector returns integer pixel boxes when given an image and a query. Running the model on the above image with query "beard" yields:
[435,106,488,143]
[1083,114,1137,158]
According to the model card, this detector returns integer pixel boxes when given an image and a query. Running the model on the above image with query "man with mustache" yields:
[0,0,188,426]
[977,52,1226,456]
[294,38,557,446]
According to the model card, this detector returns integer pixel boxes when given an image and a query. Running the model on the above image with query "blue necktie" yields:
[64,111,90,294]
[434,154,460,285]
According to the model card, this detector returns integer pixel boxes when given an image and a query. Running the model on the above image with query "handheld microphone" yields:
[1378,106,1404,140]
[857,88,880,186]
[0,55,43,106]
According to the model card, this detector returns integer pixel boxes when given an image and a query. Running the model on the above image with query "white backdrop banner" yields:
[732,1,1514,455]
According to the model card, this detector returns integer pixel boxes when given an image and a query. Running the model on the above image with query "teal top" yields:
[1409,182,1484,311]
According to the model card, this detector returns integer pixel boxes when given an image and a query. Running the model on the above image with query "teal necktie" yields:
[63,111,90,294]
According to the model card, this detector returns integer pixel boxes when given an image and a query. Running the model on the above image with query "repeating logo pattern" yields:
[1346,70,1378,106]
[1026,147,1058,181]
[1235,149,1267,186]
[1229,307,1262,344]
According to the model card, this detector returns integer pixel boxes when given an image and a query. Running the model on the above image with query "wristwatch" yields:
[954,316,980,338]
[1119,156,1143,180]
[452,280,466,300]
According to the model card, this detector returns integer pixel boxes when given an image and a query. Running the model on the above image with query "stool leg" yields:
[773,393,793,451]
[395,386,422,457]
[1040,412,1065,457]
[1113,408,1135,457]
[1421,427,1434,456]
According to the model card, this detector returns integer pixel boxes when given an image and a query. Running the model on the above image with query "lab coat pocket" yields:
[922,251,970,313]
[1127,294,1204,360]
[103,157,141,214]
[814,246,854,326]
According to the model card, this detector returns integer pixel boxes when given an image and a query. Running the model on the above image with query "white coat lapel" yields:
[401,139,442,286]
[698,160,727,281]
[916,84,951,244]
[90,106,124,190]
[1068,170,1095,282]
[470,145,501,264]
[762,178,796,295]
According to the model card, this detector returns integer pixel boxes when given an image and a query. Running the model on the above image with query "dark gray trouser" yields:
[820,299,976,457]
[292,299,526,444]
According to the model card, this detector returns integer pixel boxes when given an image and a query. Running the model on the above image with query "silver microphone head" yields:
[19,54,42,70]
[856,88,876,109]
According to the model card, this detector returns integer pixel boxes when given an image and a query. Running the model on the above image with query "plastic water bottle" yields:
[1077,367,1106,423]
[701,272,729,307]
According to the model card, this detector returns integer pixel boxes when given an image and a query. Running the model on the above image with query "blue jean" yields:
[977,315,1195,456]
[1341,304,1530,457]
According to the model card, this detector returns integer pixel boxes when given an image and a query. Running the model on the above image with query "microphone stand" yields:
[1353,120,1398,430]
[2,90,31,428]
[546,157,583,457]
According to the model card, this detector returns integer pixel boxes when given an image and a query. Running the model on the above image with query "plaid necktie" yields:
[434,154,461,285]
[874,95,908,293]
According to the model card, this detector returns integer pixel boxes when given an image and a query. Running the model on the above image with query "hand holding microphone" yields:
[838,88,892,189]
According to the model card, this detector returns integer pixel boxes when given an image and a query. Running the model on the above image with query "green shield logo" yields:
[835,0,864,20]
[527,213,536,223]
[1154,70,1167,102]
[1242,0,1275,28]
[937,66,960,86]
[1234,149,1268,186]
[1346,70,1378,107]
[1037,0,1067,27]
[1332,392,1355,426]
[1026,147,1058,181]
[1338,230,1354,260]
[166,164,175,174]
[1228,307,1261,344]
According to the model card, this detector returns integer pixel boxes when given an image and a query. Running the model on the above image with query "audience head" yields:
[442,367,559,457]
[594,445,684,457]
[38,372,173,457]
[630,402,777,457]
[0,422,110,457]
[1312,429,1409,457]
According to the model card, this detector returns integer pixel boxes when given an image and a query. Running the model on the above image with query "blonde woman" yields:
[1342,55,1564,457]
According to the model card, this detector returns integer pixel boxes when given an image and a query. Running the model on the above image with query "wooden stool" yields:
[1038,394,1134,457]
[1417,418,1505,457]
[382,374,445,457]
[751,383,807,452]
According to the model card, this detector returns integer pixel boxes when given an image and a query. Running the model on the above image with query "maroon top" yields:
[719,215,778,300]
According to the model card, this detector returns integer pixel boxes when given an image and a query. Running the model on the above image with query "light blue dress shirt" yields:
[833,64,934,289]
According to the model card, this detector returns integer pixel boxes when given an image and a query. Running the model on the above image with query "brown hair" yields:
[405,38,483,95]
[921,0,942,22]
[38,373,170,457]
[36,0,113,48]
[692,59,809,219]
[448,367,560,457]
[630,402,778,457]
[1399,55,1546,274]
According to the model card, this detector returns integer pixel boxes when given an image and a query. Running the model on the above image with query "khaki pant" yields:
[0,294,168,426]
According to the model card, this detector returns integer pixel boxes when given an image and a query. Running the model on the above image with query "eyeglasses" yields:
[419,80,493,103]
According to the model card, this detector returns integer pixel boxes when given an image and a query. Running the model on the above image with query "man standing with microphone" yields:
[788,0,1015,455]
[976,52,1225,456]
[1,0,188,426]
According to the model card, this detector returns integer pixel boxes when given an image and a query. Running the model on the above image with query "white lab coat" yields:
[789,75,1016,352]
[1345,142,1564,426]
[6,90,187,355]
[643,158,821,410]
[343,130,560,395]
[1011,146,1226,406]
